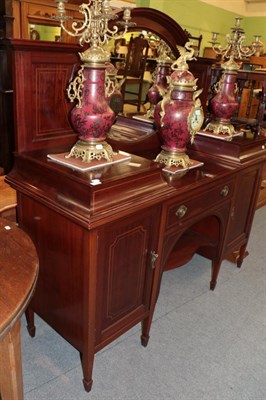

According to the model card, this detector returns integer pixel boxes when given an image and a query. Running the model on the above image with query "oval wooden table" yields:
[0,218,38,400]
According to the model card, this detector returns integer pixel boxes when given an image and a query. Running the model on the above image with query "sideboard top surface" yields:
[189,133,266,165]
[6,147,236,228]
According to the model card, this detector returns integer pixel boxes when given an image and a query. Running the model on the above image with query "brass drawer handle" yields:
[175,205,187,219]
[151,251,158,269]
[220,185,229,197]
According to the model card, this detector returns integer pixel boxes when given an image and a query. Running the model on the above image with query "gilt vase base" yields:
[162,159,204,175]
[197,129,244,142]
[47,151,131,172]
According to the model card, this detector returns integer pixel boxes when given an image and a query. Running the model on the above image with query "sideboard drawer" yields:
[165,179,235,230]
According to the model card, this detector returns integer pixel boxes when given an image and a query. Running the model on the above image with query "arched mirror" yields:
[106,8,191,154]
[106,8,214,158]
[108,8,189,114]
[109,8,188,56]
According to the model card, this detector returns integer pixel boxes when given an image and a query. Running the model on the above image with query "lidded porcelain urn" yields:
[154,43,204,168]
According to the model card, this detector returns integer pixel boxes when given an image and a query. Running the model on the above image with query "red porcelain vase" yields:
[205,58,240,135]
[154,69,202,168]
[146,62,171,119]
[67,63,115,162]
[70,65,115,141]
[210,72,238,118]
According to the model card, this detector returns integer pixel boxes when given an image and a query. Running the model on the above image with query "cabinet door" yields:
[95,205,160,349]
[225,164,262,253]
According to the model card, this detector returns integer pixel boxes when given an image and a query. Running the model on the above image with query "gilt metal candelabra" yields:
[210,18,256,62]
[54,0,133,162]
[205,17,258,135]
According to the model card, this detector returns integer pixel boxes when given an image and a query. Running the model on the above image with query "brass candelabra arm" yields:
[54,1,133,47]
[209,17,257,63]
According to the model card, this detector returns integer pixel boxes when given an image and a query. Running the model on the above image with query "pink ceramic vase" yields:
[70,65,115,142]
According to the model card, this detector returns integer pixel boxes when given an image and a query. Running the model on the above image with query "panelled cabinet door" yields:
[225,164,262,252]
[95,205,160,348]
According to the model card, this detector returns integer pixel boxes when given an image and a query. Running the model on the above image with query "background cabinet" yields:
[2,0,83,42]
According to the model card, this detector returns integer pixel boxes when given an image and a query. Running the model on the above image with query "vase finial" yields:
[172,42,197,71]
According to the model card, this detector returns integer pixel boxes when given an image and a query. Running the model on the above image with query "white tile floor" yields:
[21,206,266,400]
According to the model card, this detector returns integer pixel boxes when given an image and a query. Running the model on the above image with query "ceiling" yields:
[110,1,265,17]
[199,0,266,16]
[110,0,136,8]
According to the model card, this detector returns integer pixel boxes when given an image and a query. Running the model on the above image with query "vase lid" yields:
[169,42,198,90]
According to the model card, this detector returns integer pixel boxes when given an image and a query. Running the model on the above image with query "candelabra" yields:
[210,18,256,62]
[54,0,133,163]
[252,35,264,57]
[205,17,257,135]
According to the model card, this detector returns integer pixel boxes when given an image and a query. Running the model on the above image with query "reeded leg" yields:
[25,307,36,337]
[0,320,24,400]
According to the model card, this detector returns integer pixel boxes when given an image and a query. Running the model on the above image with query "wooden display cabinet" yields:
[19,0,83,42]
[2,0,83,42]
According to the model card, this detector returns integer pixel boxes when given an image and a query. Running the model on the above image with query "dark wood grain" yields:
[0,217,38,400]
[0,218,38,338]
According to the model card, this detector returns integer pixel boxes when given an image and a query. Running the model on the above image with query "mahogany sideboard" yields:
[4,37,266,394]
[6,134,265,392]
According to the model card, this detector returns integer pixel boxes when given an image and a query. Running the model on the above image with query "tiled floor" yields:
[21,206,266,400]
